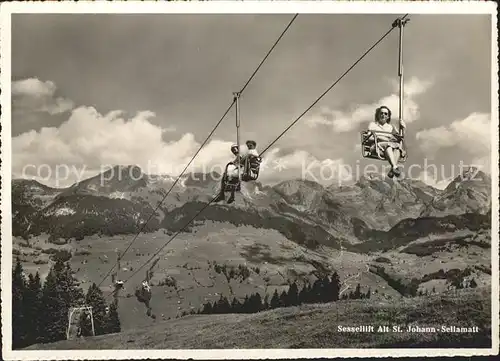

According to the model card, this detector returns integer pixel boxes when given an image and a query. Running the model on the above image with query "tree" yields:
[24,272,43,345]
[81,283,108,336]
[246,293,258,313]
[263,294,270,310]
[231,297,241,313]
[270,289,280,309]
[12,258,27,349]
[288,282,299,306]
[201,301,213,314]
[216,295,231,314]
[329,272,341,301]
[320,276,331,302]
[469,278,478,288]
[211,300,218,313]
[106,299,121,334]
[298,284,308,305]
[241,295,250,313]
[353,283,362,299]
[311,279,322,303]
[252,292,263,312]
[279,290,288,307]
[365,287,371,299]
[40,259,85,343]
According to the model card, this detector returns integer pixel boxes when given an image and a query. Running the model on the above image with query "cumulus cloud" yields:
[306,76,433,132]
[257,148,352,186]
[416,112,490,155]
[12,102,354,188]
[415,112,491,173]
[12,78,74,116]
[12,106,226,186]
[416,170,453,190]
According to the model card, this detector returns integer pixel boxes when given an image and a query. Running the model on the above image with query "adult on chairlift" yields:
[214,140,261,204]
[363,106,406,178]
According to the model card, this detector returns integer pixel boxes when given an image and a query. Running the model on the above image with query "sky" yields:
[10,13,494,189]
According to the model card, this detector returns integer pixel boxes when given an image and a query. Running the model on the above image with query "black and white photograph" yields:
[1,1,498,359]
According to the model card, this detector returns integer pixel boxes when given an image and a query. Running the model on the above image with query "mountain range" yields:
[12,164,492,252]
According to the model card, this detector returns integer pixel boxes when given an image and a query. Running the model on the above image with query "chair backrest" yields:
[241,155,261,181]
[359,130,407,161]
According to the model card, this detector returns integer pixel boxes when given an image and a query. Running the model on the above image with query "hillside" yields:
[421,168,491,217]
[12,165,484,245]
[13,165,492,249]
[11,165,494,347]
[13,214,492,332]
[25,287,491,349]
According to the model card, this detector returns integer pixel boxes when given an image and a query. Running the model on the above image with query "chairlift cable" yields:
[104,193,220,301]
[96,14,299,290]
[103,15,408,301]
[259,14,409,157]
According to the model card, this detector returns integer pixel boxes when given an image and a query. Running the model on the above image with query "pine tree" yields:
[12,258,27,349]
[83,283,108,335]
[365,287,371,299]
[231,297,241,313]
[106,299,121,334]
[311,279,323,303]
[24,272,43,345]
[353,283,362,299]
[298,284,308,305]
[469,278,478,288]
[254,292,263,312]
[270,289,280,309]
[40,259,85,343]
[263,294,270,310]
[201,301,213,314]
[320,276,330,302]
[279,290,288,307]
[329,272,340,301]
[240,295,250,313]
[288,282,299,306]
[216,295,230,314]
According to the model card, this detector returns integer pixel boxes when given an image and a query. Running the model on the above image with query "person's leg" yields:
[226,165,240,203]
[393,147,401,165]
[227,189,236,204]
[383,146,401,178]
[384,147,397,168]
[214,164,231,202]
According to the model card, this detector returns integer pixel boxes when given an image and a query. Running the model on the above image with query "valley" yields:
[10,165,494,349]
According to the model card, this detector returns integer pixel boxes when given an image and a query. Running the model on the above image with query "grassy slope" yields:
[26,287,491,349]
[12,222,390,329]
[13,221,492,331]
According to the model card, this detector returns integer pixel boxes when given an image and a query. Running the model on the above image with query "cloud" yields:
[416,170,453,190]
[12,78,74,116]
[305,76,433,132]
[257,148,352,186]
[12,102,354,188]
[12,106,225,186]
[415,112,491,161]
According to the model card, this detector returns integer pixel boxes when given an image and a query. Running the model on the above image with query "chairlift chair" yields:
[360,130,407,162]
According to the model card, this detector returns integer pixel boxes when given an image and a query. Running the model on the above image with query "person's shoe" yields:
[393,166,401,177]
[387,169,394,178]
